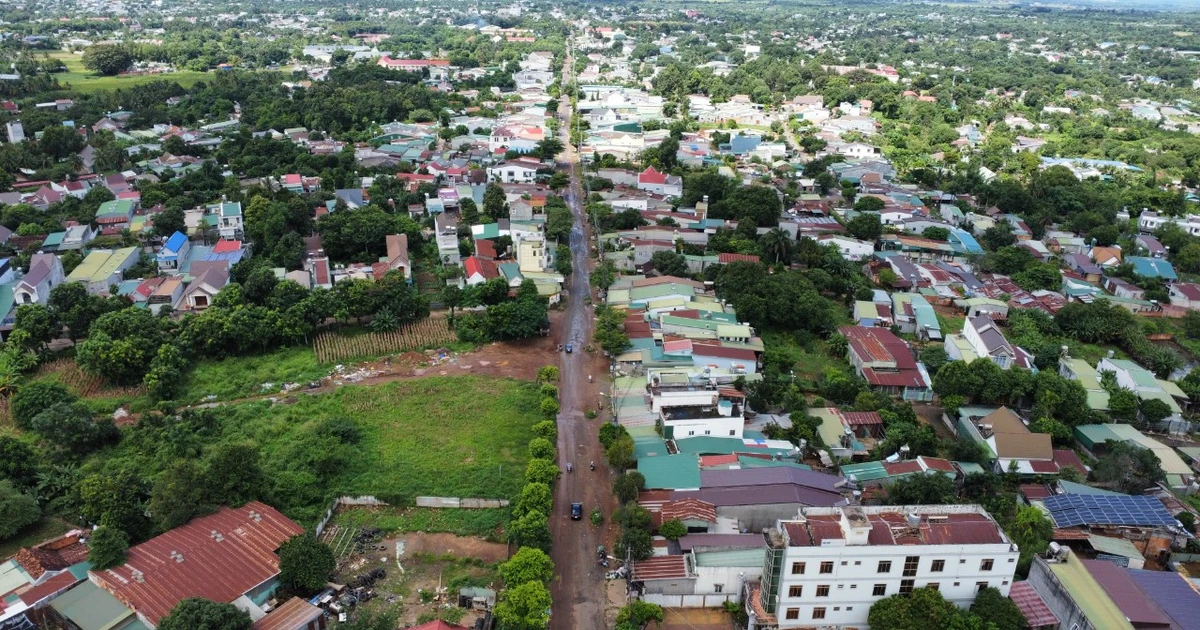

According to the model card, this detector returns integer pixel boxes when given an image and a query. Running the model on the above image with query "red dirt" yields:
[397,532,509,564]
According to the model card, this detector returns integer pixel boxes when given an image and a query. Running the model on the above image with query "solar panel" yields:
[1043,494,1177,528]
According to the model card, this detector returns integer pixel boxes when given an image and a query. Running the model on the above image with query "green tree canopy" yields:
[278,533,336,593]
[158,598,252,630]
[499,546,555,586]
[0,479,39,540]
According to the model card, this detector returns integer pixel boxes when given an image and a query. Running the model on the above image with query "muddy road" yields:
[549,44,620,630]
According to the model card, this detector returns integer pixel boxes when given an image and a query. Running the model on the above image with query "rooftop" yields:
[779,505,1008,547]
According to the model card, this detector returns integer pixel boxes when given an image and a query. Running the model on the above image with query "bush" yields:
[278,534,336,594]
[12,381,74,430]
[528,437,556,460]
[659,519,686,540]
[88,526,129,570]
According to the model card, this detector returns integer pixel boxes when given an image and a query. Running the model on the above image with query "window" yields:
[927,583,940,591]
[953,582,960,587]
[980,559,994,571]
[899,579,915,595]
[847,607,854,611]
[841,561,848,566]
[729,430,736,436]
[785,609,799,620]
[877,561,892,574]
[854,561,862,566]
[976,582,989,593]
[903,556,919,577]
[872,584,887,596]
[791,562,806,575]
[816,585,830,597]
[931,559,945,572]
[813,608,827,620]
[704,430,711,435]
[850,584,858,589]
[714,584,723,593]
[789,585,803,598]
[687,430,694,436]
[820,561,834,574]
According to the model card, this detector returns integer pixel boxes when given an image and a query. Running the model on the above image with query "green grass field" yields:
[46,51,209,93]
[210,376,538,531]
[181,345,329,404]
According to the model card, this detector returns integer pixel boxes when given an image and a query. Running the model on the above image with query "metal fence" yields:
[314,495,387,536]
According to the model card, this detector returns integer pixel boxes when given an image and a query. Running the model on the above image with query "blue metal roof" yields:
[1127,568,1200,626]
[1043,494,1176,528]
[949,228,983,254]
[1128,256,1178,281]
[163,231,188,253]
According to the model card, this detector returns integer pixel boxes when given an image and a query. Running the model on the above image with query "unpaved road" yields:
[549,43,620,630]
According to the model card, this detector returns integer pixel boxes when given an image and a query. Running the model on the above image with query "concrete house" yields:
[216,201,244,240]
[487,160,540,184]
[945,314,1034,370]
[13,253,64,306]
[1168,282,1200,309]
[839,325,933,402]
[638,166,683,197]
[157,231,191,272]
[181,261,230,310]
[65,247,139,294]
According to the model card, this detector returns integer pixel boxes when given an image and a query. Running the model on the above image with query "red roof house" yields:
[839,325,932,399]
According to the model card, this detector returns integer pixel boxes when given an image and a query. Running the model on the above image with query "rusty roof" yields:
[841,411,882,426]
[631,555,689,581]
[252,597,323,630]
[93,502,303,626]
[661,499,718,524]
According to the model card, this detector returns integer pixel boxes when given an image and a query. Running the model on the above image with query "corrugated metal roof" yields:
[632,555,689,581]
[252,596,323,630]
[93,502,303,626]
[1127,569,1200,629]
[1008,581,1058,628]
[1083,559,1173,627]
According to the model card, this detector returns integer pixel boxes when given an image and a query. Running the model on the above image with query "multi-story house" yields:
[746,505,1018,630]
[215,201,243,240]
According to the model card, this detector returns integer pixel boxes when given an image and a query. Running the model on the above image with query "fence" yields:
[415,496,511,509]
[642,593,737,608]
[314,495,387,537]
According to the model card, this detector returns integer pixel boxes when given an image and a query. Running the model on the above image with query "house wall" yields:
[691,354,756,375]
[643,576,698,596]
[1025,557,1097,630]
[667,415,743,440]
[692,562,762,603]
[773,541,1018,629]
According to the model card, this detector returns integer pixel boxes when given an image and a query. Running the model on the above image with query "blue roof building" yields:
[948,228,983,254]
[1128,256,1178,281]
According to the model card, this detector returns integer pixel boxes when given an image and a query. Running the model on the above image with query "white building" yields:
[747,505,1018,630]
[487,160,540,184]
[1139,211,1200,236]
[6,121,24,143]
[817,235,874,261]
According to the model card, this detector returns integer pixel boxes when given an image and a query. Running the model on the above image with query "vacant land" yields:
[0,517,72,560]
[45,51,208,93]
[213,376,539,526]
[313,318,459,363]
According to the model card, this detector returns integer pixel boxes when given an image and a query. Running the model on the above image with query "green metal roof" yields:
[42,231,66,247]
[50,581,135,630]
[96,199,134,218]
[634,436,669,460]
[955,461,987,476]
[1047,552,1134,630]
[1087,534,1142,560]
[839,461,889,482]
[736,456,811,470]
[637,454,701,490]
[672,436,794,458]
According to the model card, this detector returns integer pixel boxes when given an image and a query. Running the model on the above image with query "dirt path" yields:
[548,44,620,630]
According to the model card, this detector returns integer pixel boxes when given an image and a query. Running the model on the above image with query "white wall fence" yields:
[314,495,387,536]
[416,496,511,509]
[642,593,737,608]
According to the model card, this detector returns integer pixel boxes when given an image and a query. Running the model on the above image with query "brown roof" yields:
[841,411,883,426]
[994,431,1053,461]
[17,570,80,606]
[691,343,756,361]
[252,597,323,630]
[660,499,717,524]
[982,407,1027,434]
[785,511,1005,547]
[92,502,304,626]
[386,233,409,264]
[631,555,689,581]
[12,530,88,580]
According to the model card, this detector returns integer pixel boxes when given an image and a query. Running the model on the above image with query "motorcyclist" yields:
[589,461,595,470]
[566,463,572,472]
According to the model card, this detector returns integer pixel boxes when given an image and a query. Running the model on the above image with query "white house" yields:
[817,235,874,261]
[1169,283,1200,310]
[13,253,63,306]
[945,314,1033,370]
[1139,211,1200,237]
[216,201,244,240]
[638,166,683,197]
[651,385,747,441]
[487,160,540,184]
[747,505,1018,630]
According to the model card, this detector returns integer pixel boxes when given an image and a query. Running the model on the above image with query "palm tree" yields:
[760,228,795,265]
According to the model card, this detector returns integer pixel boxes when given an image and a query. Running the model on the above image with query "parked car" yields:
[565,344,573,353]
[570,502,583,520]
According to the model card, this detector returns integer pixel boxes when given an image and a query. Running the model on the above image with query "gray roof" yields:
[697,467,846,493]
[677,533,765,552]
[674,483,847,508]
[969,314,1014,356]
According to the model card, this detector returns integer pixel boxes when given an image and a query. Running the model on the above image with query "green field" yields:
[46,51,209,93]
[180,345,329,404]
[168,376,537,531]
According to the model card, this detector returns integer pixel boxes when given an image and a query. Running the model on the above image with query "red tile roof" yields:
[475,239,497,259]
[12,530,89,580]
[1020,484,1054,500]
[92,502,304,626]
[464,256,499,280]
[717,252,761,264]
[1052,450,1086,476]
[639,166,667,185]
[1008,581,1058,628]
[660,499,717,524]
[839,325,928,389]
[699,454,739,468]
[787,511,1005,547]
[631,555,689,581]
[252,597,323,630]
[841,411,882,426]
[212,239,241,254]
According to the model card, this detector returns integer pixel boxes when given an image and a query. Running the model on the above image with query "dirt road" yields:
[549,43,620,630]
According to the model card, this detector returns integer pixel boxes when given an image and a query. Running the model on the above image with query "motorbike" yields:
[589,461,595,471]
[566,463,572,473]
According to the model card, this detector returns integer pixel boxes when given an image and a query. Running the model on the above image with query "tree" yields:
[144,344,186,402]
[886,473,957,505]
[159,598,252,630]
[0,437,38,490]
[79,467,150,539]
[278,533,336,593]
[499,547,555,586]
[529,437,556,461]
[606,434,636,470]
[1108,389,1139,422]
[970,587,1028,630]
[525,458,559,487]
[554,244,573,276]
[13,304,58,350]
[659,519,686,540]
[612,471,645,504]
[0,480,39,540]
[853,196,885,213]
[30,402,118,457]
[483,183,507,220]
[153,206,187,238]
[512,510,552,553]
[516,482,553,519]
[650,251,687,276]
[868,587,973,630]
[1007,506,1052,572]
[82,45,135,76]
[460,198,480,225]
[760,227,795,265]
[494,580,552,630]
[1093,440,1166,494]
[148,459,209,532]
[922,226,951,241]
[12,381,74,430]
[1139,398,1173,426]
[87,526,129,570]
[615,602,664,629]
[981,221,1017,251]
[202,442,266,507]
[846,212,882,241]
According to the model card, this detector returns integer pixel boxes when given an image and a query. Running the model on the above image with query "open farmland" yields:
[313,317,458,363]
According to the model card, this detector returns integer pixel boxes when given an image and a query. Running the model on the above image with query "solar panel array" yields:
[1043,494,1177,528]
